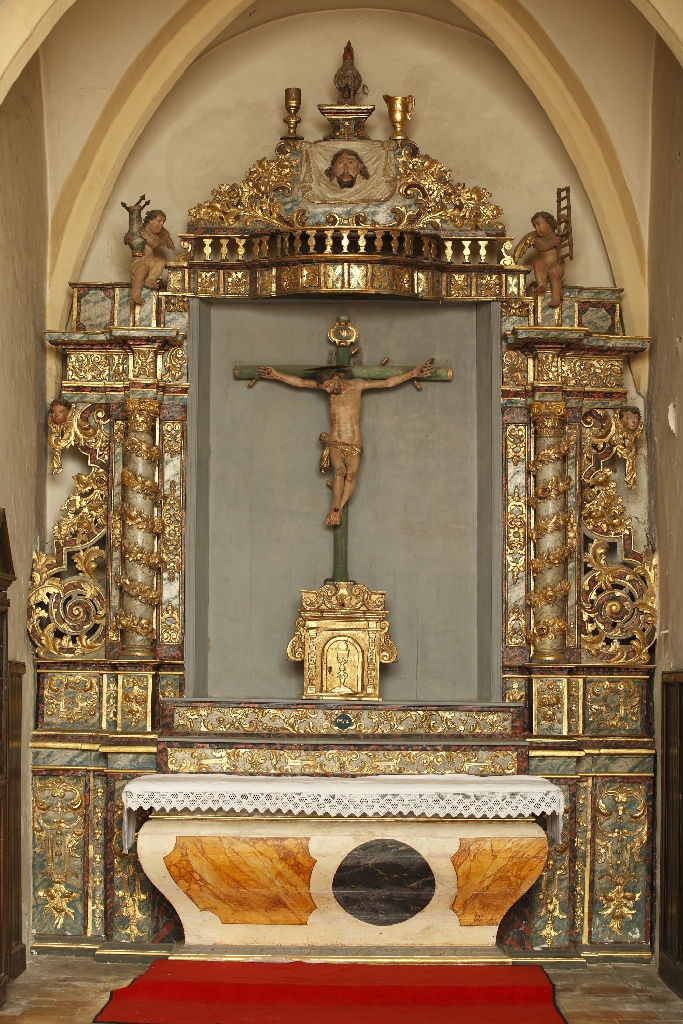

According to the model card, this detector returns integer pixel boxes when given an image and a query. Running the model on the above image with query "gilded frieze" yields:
[165,746,518,776]
[42,674,100,729]
[172,704,515,737]
[585,678,644,735]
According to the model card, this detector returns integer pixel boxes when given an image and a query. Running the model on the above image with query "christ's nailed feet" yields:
[325,507,342,526]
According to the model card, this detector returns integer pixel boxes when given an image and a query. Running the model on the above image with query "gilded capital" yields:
[530,401,566,438]
[124,398,159,433]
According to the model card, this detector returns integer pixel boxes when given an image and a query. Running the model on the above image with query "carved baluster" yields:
[324,231,333,255]
[478,240,489,264]
[373,230,384,254]
[403,233,414,257]
[293,232,302,255]
[357,229,367,253]
[202,238,212,260]
[235,237,246,261]
[116,399,161,654]
[528,401,571,662]
[462,240,471,264]
[443,240,453,263]
[306,230,317,254]
[341,230,350,253]
[219,238,229,261]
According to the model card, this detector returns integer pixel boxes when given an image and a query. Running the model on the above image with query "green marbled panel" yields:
[111,778,154,944]
[106,753,157,771]
[583,678,646,736]
[590,778,649,945]
[41,673,101,730]
[528,756,580,776]
[33,773,86,936]
[32,749,106,768]
[531,781,571,948]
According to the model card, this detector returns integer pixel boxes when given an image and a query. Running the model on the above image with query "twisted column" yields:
[115,399,161,655]
[528,401,572,663]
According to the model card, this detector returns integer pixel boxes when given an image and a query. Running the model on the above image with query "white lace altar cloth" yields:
[122,774,563,851]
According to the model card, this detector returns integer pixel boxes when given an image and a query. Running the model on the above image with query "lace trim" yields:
[122,774,563,850]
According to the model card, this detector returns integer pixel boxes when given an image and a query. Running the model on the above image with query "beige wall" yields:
[80,8,613,288]
[649,36,683,672]
[521,0,655,240]
[39,0,185,212]
[0,54,48,948]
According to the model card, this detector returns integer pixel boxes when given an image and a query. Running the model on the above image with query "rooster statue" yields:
[333,41,363,103]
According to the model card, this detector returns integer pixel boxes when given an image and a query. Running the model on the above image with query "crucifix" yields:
[234,315,452,584]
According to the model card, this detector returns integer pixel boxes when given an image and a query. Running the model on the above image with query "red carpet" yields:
[94,959,567,1023]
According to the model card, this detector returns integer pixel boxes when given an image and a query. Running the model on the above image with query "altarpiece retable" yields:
[28,46,655,962]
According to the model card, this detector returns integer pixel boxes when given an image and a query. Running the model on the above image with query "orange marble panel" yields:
[164,836,317,924]
[450,837,548,926]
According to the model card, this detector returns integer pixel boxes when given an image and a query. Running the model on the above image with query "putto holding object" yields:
[121,195,175,304]
[515,186,573,308]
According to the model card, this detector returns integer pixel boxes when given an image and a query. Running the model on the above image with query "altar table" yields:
[125,774,563,950]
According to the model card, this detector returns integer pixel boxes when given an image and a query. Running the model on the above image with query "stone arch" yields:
[47,0,647,334]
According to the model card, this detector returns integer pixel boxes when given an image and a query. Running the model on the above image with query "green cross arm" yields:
[233,365,452,382]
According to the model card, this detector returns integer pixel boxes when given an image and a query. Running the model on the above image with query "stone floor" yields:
[0,956,680,1022]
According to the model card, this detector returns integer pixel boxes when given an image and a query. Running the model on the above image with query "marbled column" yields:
[118,398,160,655]
[529,401,569,663]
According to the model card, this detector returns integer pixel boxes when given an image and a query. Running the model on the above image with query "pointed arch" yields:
[0,0,77,105]
[48,0,647,335]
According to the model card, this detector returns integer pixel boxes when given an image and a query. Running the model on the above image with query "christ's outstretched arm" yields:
[359,358,434,389]
[258,366,318,388]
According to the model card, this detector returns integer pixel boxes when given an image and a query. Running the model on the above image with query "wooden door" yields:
[660,672,683,996]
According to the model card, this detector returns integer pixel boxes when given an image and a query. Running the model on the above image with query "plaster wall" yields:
[39,0,185,212]
[649,36,683,672]
[79,8,613,289]
[0,55,48,950]
[520,0,655,241]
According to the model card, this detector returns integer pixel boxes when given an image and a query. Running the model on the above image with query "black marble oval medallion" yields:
[332,839,435,925]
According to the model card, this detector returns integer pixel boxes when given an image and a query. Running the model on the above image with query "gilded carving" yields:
[162,480,182,582]
[502,351,527,387]
[533,830,569,946]
[172,704,514,736]
[131,350,156,379]
[393,151,503,230]
[581,540,657,664]
[585,678,642,732]
[89,778,106,935]
[163,421,183,457]
[121,468,160,499]
[506,424,526,466]
[114,575,161,606]
[114,611,156,640]
[301,581,386,613]
[124,435,160,462]
[166,746,517,775]
[121,676,149,728]
[48,404,109,475]
[43,674,99,724]
[533,678,565,734]
[33,777,85,931]
[28,548,106,659]
[53,467,107,548]
[562,356,623,390]
[124,398,158,433]
[506,603,526,647]
[160,602,181,645]
[67,352,109,383]
[121,540,165,571]
[593,782,647,940]
[188,150,303,229]
[506,485,526,585]
[120,505,162,534]
[161,346,187,383]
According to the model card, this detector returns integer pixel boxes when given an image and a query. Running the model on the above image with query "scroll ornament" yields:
[48,401,108,475]
[580,409,656,663]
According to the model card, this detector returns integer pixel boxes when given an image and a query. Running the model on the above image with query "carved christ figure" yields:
[258,360,434,526]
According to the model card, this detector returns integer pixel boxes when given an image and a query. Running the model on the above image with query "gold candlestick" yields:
[383,94,415,141]
[282,87,303,140]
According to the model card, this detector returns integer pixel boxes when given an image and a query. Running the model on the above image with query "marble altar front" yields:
[124,774,562,950]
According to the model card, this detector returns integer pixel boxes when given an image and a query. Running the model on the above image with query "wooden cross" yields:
[234,316,452,580]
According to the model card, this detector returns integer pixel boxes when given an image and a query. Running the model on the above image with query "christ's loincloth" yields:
[319,432,364,473]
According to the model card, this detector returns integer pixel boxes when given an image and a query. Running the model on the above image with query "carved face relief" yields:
[147,214,166,235]
[621,410,641,433]
[49,403,71,425]
[532,215,551,237]
[326,150,369,190]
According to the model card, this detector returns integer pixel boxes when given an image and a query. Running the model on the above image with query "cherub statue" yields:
[48,397,75,474]
[528,211,565,308]
[614,406,644,490]
[122,195,175,304]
